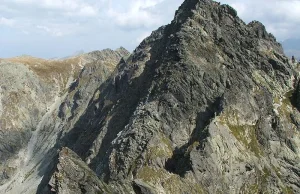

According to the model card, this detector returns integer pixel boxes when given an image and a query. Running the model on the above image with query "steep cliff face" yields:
[0,48,129,192]
[1,0,300,193]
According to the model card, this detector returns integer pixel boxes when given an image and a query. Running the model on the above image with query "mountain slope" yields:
[1,0,300,193]
[44,0,299,193]
[0,48,129,193]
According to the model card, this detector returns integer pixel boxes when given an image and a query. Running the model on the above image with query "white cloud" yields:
[0,5,16,13]
[1,0,178,37]
[0,17,15,27]
[139,0,165,9]
[107,0,166,29]
[226,0,300,40]
[108,9,160,29]
[78,5,97,16]
[35,22,85,37]
[22,30,29,35]
[36,25,64,37]
[7,0,98,17]
[0,0,101,37]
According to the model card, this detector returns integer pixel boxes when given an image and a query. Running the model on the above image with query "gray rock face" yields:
[48,147,116,194]
[0,48,129,193]
[62,1,297,193]
[0,63,43,185]
[1,0,300,194]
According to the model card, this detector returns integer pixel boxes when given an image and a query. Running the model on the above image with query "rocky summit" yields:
[0,0,299,193]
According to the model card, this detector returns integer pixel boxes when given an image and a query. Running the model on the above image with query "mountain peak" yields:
[0,0,299,194]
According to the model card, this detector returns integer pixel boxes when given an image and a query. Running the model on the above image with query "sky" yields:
[0,0,300,58]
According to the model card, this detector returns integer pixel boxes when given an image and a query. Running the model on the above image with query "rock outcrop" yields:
[1,0,300,193]
[48,147,116,194]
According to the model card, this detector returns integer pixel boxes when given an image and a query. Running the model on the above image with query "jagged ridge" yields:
[1,0,300,193]
[45,0,299,193]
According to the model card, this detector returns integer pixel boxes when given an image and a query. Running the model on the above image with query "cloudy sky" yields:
[0,0,299,58]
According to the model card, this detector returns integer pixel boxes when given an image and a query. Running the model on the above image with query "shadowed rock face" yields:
[0,48,129,192]
[1,0,300,193]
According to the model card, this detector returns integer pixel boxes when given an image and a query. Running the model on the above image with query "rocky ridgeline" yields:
[1,0,300,193]
[0,48,129,191]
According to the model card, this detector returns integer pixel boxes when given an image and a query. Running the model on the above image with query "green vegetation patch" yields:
[145,134,173,163]
[228,124,262,157]
[281,186,294,194]
[136,166,204,194]
[278,90,294,121]
[218,109,263,157]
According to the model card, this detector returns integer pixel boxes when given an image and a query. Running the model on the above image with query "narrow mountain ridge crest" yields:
[0,0,299,193]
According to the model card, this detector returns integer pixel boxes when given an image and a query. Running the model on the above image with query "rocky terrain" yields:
[0,0,300,193]
[0,48,129,192]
